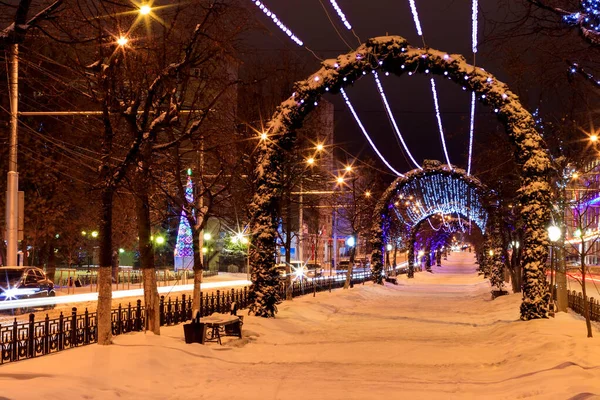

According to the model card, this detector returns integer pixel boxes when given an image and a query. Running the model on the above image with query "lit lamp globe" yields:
[386,244,393,251]
[346,237,355,247]
[547,226,561,243]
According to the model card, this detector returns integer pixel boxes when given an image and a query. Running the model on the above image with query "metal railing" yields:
[0,271,377,365]
[567,290,600,322]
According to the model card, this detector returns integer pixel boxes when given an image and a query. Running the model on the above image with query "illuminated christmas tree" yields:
[174,171,194,270]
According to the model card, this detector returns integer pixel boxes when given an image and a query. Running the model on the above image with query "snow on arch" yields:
[249,35,552,321]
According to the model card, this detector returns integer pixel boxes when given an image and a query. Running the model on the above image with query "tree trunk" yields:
[580,243,593,338]
[284,189,292,300]
[191,228,203,313]
[97,187,114,345]
[135,186,160,335]
[407,230,415,278]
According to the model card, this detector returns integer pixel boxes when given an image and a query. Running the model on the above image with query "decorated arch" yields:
[369,161,490,282]
[248,36,551,320]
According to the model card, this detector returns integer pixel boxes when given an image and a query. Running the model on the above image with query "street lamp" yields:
[91,231,98,238]
[116,36,129,46]
[139,4,152,15]
[548,225,563,310]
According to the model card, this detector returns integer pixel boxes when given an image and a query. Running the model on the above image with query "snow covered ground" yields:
[1,252,599,400]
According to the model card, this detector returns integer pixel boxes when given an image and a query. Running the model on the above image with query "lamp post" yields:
[548,225,566,312]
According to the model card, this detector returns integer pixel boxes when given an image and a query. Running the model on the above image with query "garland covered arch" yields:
[369,161,490,281]
[248,35,552,320]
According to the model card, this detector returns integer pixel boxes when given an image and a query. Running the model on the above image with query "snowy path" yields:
[1,253,600,399]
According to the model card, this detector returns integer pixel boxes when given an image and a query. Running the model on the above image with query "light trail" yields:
[0,280,251,311]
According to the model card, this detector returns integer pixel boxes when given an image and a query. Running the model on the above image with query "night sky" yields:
[250,0,516,176]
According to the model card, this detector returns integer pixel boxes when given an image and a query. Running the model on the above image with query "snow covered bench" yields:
[200,312,243,345]
[385,276,398,285]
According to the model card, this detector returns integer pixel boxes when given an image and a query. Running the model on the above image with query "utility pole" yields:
[6,43,19,266]
[298,181,303,263]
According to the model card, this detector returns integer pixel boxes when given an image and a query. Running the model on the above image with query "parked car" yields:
[0,266,55,301]
[305,263,323,278]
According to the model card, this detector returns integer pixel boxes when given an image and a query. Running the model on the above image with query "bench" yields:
[183,302,243,345]
[200,313,243,345]
[385,276,398,285]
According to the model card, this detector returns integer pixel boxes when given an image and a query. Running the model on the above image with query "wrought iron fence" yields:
[0,271,374,365]
[567,290,600,322]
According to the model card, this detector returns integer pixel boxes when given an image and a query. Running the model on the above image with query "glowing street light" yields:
[116,36,129,46]
[203,232,212,241]
[119,248,125,254]
[386,244,393,251]
[365,191,371,197]
[548,225,561,242]
[81,231,87,236]
[316,143,324,151]
[139,4,152,15]
[574,229,582,238]
[260,132,268,141]
[336,176,344,184]
[306,157,315,165]
[91,231,99,238]
[345,165,353,172]
[155,236,165,245]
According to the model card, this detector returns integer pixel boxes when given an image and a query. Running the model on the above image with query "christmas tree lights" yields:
[174,174,194,269]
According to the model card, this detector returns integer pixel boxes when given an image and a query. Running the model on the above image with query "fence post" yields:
[216,290,221,313]
[44,314,50,355]
[28,313,34,358]
[313,280,316,297]
[84,309,89,344]
[159,296,165,326]
[174,297,180,324]
[135,300,142,331]
[127,302,132,332]
[181,294,187,322]
[243,287,248,308]
[117,304,123,335]
[167,297,172,325]
[71,307,77,345]
[58,312,64,352]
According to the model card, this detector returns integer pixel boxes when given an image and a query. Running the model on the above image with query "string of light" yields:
[328,0,352,29]
[467,92,475,176]
[467,0,478,176]
[429,78,452,168]
[472,0,478,54]
[392,173,487,233]
[373,72,422,170]
[408,0,423,36]
[407,0,452,169]
[340,88,404,177]
[250,0,304,46]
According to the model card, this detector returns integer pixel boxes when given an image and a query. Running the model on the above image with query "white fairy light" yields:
[429,78,452,169]
[408,0,423,36]
[340,88,404,177]
[329,0,352,29]
[373,72,422,170]
[472,0,478,53]
[467,92,475,176]
[251,0,303,46]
